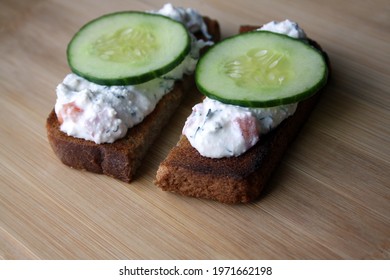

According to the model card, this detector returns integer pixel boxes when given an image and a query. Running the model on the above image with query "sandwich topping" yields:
[183,97,297,158]
[258,19,306,39]
[183,20,326,158]
[55,4,212,144]
[56,74,174,144]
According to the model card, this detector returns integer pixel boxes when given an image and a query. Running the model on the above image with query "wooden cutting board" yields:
[1,0,389,259]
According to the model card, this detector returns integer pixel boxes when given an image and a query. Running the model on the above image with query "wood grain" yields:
[1,0,389,259]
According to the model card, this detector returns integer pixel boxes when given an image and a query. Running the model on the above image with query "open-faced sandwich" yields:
[155,20,330,203]
[46,4,220,182]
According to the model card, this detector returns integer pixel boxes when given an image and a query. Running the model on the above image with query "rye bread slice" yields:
[46,17,220,183]
[155,25,330,203]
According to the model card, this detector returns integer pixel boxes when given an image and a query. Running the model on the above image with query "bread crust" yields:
[46,17,220,182]
[155,25,330,203]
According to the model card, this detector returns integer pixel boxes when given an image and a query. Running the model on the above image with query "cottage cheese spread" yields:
[152,3,212,39]
[183,20,306,158]
[55,4,212,144]
[183,98,297,158]
[258,19,307,39]
[56,74,176,143]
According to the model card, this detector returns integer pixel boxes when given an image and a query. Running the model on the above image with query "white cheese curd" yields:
[258,19,307,39]
[183,20,306,158]
[152,3,212,39]
[55,4,212,144]
[183,98,297,158]
[55,74,175,144]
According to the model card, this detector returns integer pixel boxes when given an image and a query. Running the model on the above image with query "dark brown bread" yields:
[46,17,220,182]
[155,25,330,203]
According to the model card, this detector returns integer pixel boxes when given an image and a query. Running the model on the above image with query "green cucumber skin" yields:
[195,31,329,108]
[196,64,328,108]
[67,11,191,86]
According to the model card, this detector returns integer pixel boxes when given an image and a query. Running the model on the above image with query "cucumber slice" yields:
[67,11,190,85]
[196,31,328,107]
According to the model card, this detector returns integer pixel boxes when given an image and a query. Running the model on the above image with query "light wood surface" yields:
[1,0,389,260]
